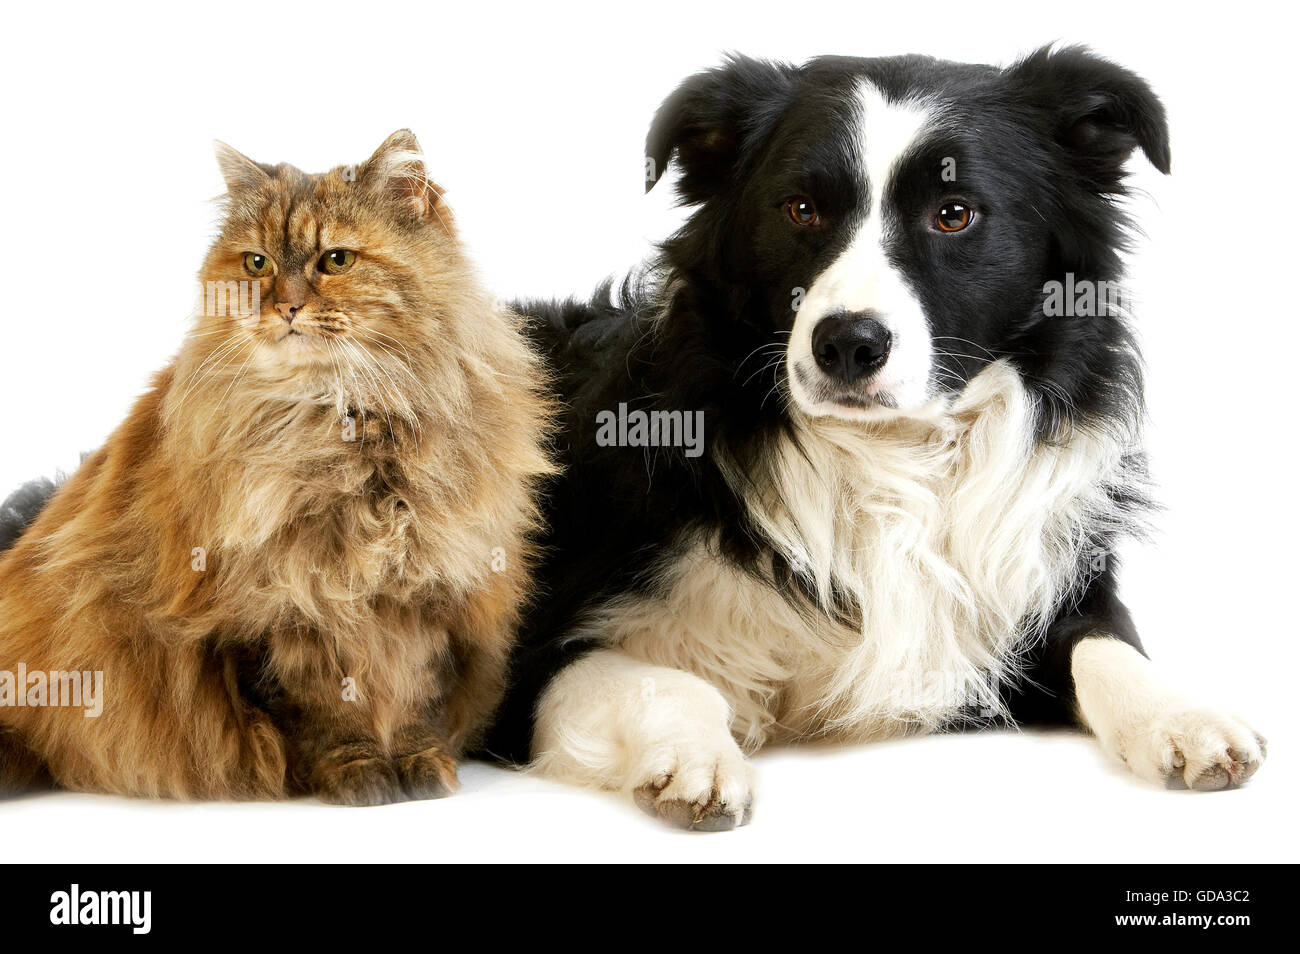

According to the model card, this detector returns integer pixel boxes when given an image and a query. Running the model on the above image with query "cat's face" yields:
[190,130,464,410]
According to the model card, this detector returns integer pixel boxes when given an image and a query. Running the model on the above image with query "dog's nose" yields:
[811,311,892,382]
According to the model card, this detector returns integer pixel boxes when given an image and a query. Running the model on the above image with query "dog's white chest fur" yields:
[583,362,1139,748]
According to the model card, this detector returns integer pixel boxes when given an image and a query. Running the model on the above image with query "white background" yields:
[1,0,1296,862]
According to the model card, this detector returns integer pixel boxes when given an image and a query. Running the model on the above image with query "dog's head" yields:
[646,47,1170,424]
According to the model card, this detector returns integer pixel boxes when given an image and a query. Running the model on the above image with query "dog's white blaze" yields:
[551,362,1141,751]
[788,81,936,420]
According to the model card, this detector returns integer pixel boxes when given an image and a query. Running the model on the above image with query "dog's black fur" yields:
[0,479,58,554]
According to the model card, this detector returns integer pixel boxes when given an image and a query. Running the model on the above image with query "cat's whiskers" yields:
[321,336,363,441]
[205,336,260,430]
[335,335,400,443]
[353,323,432,396]
[173,330,256,414]
[330,335,395,441]
[356,334,424,437]
[353,325,416,373]
[327,334,371,432]
[359,337,431,439]
[351,343,428,428]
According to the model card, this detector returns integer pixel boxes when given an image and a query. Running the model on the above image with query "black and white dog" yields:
[478,46,1267,828]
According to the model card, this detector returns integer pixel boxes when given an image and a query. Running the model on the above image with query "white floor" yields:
[11,498,1293,864]
[6,722,1292,864]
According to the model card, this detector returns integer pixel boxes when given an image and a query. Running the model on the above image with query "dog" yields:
[474,46,1267,829]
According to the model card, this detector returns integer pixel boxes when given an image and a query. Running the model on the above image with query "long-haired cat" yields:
[0,131,554,804]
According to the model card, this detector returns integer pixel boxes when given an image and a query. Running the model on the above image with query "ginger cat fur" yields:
[0,131,554,804]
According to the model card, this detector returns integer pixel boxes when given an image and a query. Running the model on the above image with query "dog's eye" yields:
[935,202,973,232]
[318,249,356,274]
[784,197,821,227]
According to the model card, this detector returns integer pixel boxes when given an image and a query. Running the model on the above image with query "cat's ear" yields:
[360,129,455,233]
[213,141,272,194]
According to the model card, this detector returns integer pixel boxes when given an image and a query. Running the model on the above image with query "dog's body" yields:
[478,48,1266,828]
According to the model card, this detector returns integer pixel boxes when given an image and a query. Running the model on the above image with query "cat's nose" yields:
[274,275,307,322]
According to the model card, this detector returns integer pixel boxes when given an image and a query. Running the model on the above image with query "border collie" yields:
[476,46,1267,828]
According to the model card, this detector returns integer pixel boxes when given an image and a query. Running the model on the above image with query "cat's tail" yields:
[0,725,52,795]
[1,476,63,793]
[0,477,61,554]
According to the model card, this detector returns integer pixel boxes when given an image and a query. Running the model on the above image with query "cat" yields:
[0,131,554,805]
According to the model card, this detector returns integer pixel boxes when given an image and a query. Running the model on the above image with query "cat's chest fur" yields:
[205,405,489,612]
[593,362,1139,748]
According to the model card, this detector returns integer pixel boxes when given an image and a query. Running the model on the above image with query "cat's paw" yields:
[629,737,756,831]
[312,747,404,807]
[395,746,459,800]
[1113,707,1267,791]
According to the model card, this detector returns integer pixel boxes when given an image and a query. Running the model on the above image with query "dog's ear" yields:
[1010,45,1171,179]
[645,54,795,200]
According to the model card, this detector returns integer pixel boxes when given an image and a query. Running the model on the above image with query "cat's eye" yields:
[319,249,356,274]
[935,202,973,233]
[784,197,821,227]
[243,252,273,276]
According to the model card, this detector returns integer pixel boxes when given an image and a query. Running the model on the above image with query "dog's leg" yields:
[1072,636,1266,790]
[533,647,755,830]
[1007,563,1266,789]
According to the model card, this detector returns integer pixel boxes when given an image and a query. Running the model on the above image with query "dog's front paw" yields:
[1116,707,1266,791]
[533,651,759,831]
[629,736,756,831]
[1072,639,1268,793]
